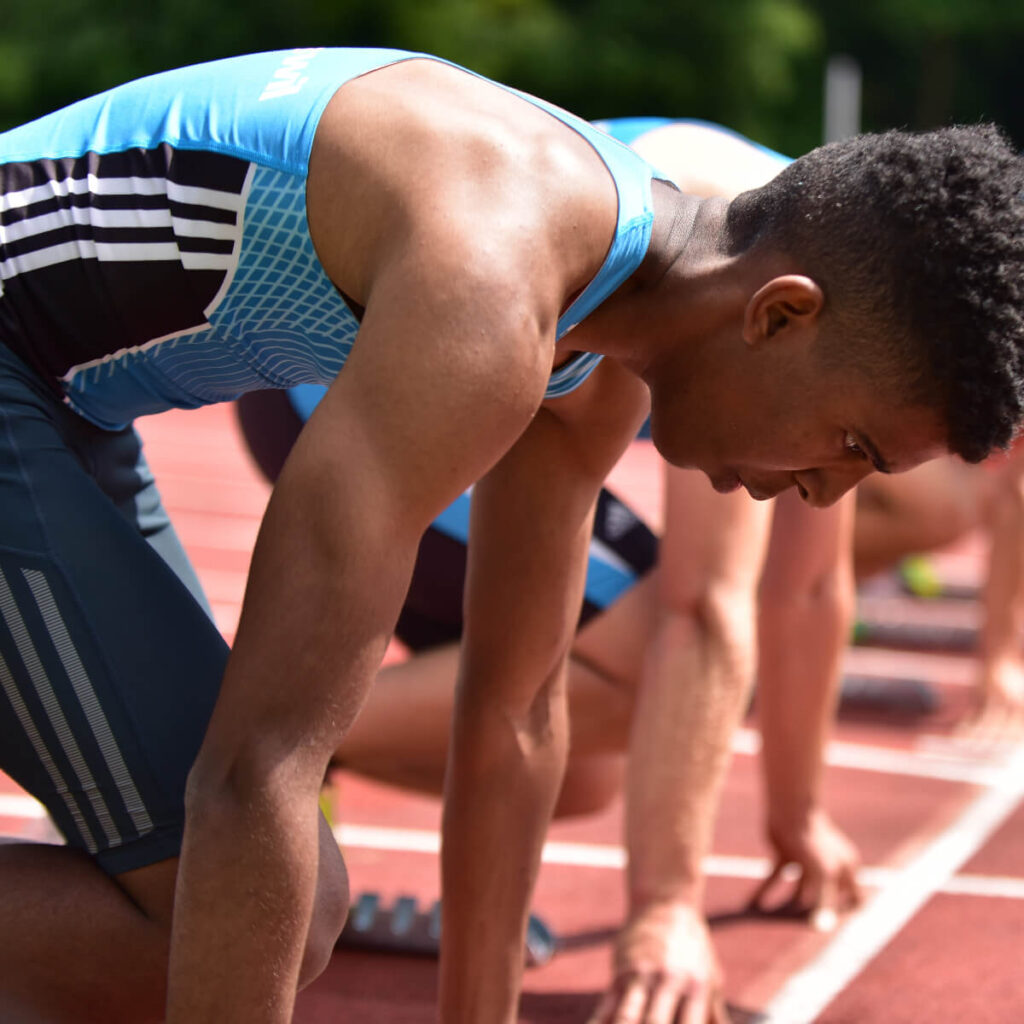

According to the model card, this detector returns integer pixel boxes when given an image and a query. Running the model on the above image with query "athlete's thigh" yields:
[0,347,228,876]
[572,573,657,692]
[570,487,661,689]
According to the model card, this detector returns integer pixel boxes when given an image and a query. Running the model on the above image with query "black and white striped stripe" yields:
[0,146,252,379]
[0,147,247,285]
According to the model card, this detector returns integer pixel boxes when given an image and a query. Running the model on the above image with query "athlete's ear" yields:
[742,275,824,346]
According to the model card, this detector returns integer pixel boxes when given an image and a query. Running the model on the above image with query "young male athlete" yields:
[237,118,861,1024]
[1,47,1022,1024]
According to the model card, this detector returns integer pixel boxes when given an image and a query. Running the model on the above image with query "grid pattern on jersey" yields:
[62,165,361,425]
[60,159,615,426]
[204,165,360,384]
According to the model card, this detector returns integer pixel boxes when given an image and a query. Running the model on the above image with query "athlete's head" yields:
[647,123,1024,505]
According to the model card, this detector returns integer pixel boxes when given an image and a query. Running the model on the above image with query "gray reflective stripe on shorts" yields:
[23,568,153,835]
[0,649,98,852]
[0,565,121,849]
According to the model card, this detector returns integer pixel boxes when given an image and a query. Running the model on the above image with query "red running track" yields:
[1,402,1022,1023]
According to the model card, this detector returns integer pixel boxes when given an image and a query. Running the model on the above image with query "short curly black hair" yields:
[726,124,1024,462]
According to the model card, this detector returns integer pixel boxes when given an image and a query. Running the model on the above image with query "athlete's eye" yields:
[844,432,867,459]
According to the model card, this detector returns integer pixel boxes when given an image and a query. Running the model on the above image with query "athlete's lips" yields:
[743,482,777,501]
[710,472,743,495]
[710,471,781,501]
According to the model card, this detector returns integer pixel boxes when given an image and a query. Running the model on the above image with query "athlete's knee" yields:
[298,822,350,987]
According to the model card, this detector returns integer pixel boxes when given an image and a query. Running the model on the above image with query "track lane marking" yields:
[760,742,1024,1022]
[4,793,1024,901]
[732,727,1010,784]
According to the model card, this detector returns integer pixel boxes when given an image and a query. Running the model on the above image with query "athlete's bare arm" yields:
[166,62,634,1023]
[590,469,773,1024]
[753,490,861,923]
[443,357,648,1022]
[592,123,858,1024]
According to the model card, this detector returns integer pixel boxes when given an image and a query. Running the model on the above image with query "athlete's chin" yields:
[647,421,700,470]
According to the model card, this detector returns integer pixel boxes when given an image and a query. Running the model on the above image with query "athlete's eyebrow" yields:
[859,433,892,474]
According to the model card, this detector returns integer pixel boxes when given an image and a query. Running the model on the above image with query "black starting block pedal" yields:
[839,674,941,716]
[852,618,977,653]
[337,892,558,967]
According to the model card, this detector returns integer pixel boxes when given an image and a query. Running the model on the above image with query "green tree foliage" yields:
[0,0,820,151]
[817,0,1024,145]
[0,0,1020,151]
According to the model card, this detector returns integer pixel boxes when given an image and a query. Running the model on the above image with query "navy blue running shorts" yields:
[0,341,228,875]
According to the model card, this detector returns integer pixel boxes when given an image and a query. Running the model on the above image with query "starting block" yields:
[839,674,940,716]
[337,892,558,967]
[852,618,976,653]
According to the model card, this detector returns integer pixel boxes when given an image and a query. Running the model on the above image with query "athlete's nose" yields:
[797,463,873,507]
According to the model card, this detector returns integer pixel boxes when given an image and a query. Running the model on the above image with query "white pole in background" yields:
[824,54,862,142]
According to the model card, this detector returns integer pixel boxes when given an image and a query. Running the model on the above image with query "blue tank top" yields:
[288,118,790,603]
[595,116,791,168]
[0,49,658,427]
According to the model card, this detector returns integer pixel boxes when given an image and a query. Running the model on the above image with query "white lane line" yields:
[760,742,1024,1024]
[940,872,1024,900]
[332,824,1024,902]
[732,727,1007,785]
[3,802,1022,902]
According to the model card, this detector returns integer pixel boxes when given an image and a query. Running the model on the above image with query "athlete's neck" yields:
[639,179,703,287]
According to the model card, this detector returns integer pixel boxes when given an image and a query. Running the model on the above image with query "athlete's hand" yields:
[956,656,1024,749]
[587,901,729,1024]
[750,808,862,931]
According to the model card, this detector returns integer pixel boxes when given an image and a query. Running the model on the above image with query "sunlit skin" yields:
[649,360,949,506]
[0,57,967,1024]
[567,192,951,508]
[644,297,949,505]
[315,120,923,1024]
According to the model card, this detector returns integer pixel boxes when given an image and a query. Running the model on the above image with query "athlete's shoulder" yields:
[0,48,425,174]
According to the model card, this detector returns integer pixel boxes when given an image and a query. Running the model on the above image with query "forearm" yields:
[168,774,321,1023]
[757,542,854,831]
[626,596,757,907]
[625,472,772,911]
[168,443,421,1020]
[439,665,570,1023]
[432,374,643,1020]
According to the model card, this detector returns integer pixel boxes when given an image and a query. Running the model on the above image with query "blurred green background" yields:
[2,0,1022,154]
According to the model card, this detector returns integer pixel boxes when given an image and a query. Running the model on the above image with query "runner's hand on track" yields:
[956,657,1024,750]
[750,808,862,931]
[587,901,729,1024]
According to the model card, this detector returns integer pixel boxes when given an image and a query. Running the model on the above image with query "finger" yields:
[586,996,626,1024]
[586,976,633,1024]
[797,863,826,916]
[643,976,688,1024]
[840,859,864,910]
[585,989,615,1024]
[747,859,787,912]
[603,974,650,1024]
[778,863,817,919]
[708,989,732,1024]
[809,872,838,932]
[679,982,710,1024]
